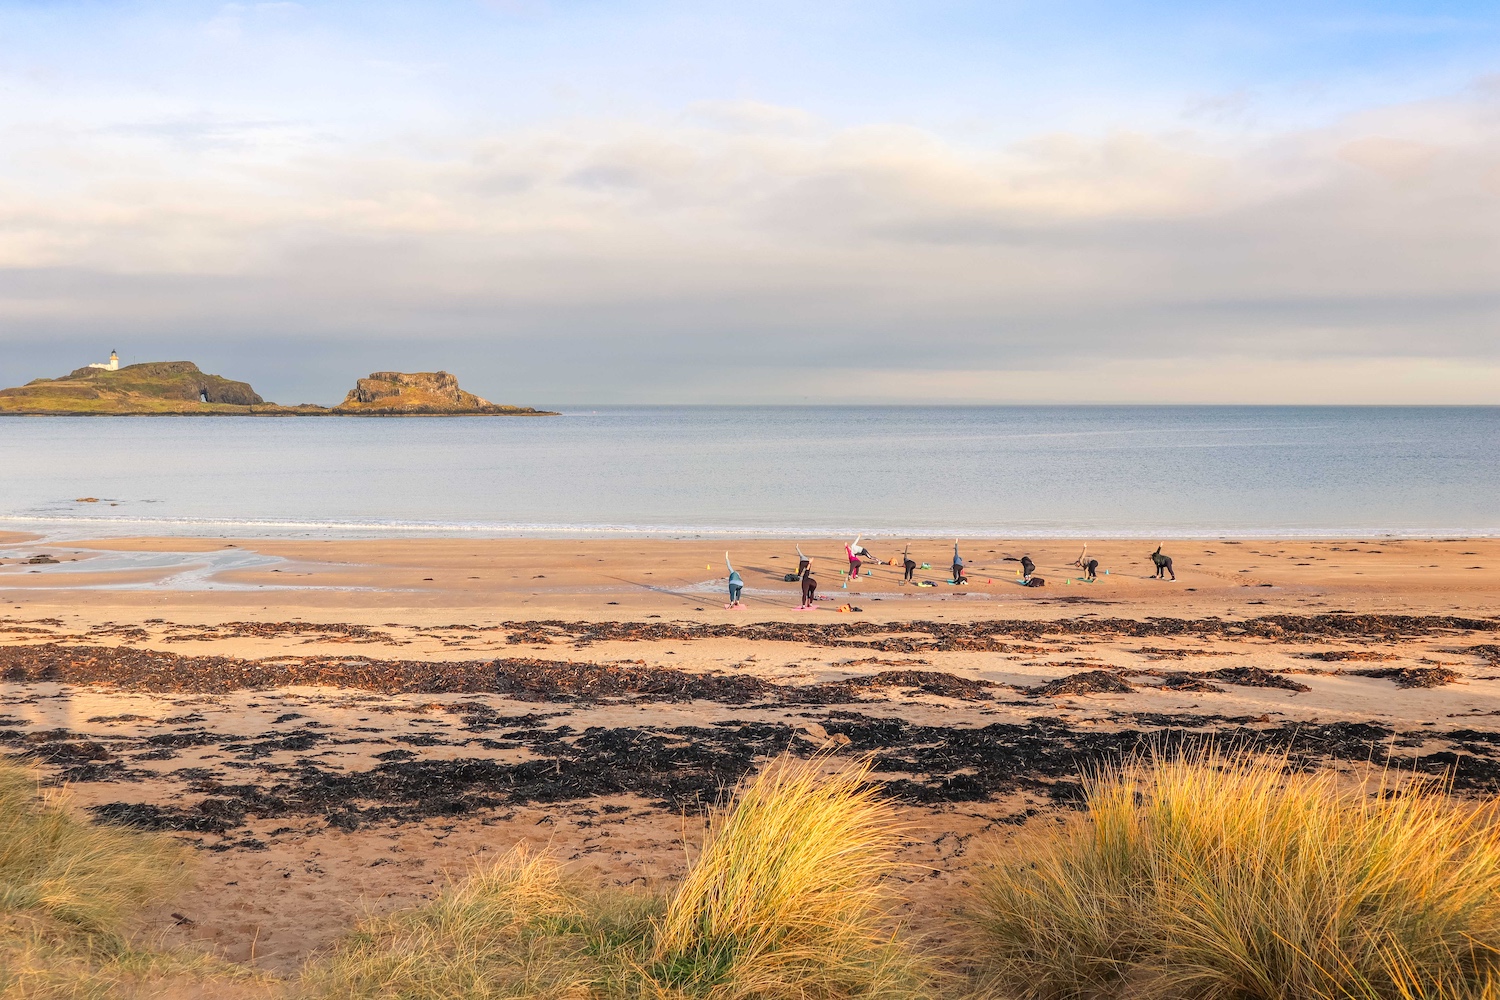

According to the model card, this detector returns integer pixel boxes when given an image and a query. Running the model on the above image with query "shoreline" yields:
[6,523,1500,543]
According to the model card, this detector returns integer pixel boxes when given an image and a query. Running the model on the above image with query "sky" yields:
[0,1,1497,405]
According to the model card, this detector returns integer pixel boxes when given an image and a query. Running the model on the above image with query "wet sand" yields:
[1,534,1497,972]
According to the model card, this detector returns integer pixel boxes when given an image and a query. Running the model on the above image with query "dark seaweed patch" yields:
[0,644,992,706]
[1203,667,1311,692]
[1028,671,1133,697]
[81,715,1500,838]
[1346,666,1462,688]
[1157,673,1227,693]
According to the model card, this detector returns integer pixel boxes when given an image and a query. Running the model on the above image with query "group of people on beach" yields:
[723,538,1110,609]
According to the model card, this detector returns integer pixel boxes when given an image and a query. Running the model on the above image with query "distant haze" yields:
[1,1,1497,405]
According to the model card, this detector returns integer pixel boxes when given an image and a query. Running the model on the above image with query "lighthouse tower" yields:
[88,350,119,372]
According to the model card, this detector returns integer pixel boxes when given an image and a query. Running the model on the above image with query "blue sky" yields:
[1,1,1497,403]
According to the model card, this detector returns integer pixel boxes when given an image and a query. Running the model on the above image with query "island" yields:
[0,354,556,416]
[333,370,549,416]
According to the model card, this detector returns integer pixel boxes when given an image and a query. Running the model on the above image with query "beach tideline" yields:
[0,533,1497,980]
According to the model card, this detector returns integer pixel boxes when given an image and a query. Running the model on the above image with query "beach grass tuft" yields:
[966,747,1500,1000]
[0,763,189,937]
[0,761,270,999]
[642,753,928,999]
[298,843,616,999]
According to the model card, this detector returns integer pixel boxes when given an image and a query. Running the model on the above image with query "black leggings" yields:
[801,577,817,604]
[903,560,915,582]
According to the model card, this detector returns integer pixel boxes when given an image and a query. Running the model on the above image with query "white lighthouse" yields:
[87,350,119,372]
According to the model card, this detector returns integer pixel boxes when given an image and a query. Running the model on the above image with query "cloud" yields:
[684,100,822,135]
[1337,136,1443,180]
[0,85,1496,402]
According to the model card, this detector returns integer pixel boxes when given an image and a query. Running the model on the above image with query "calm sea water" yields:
[0,407,1495,539]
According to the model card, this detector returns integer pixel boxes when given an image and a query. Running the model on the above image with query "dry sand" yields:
[1,534,1497,973]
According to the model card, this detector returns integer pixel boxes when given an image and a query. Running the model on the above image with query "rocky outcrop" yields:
[340,371,484,408]
[1,361,265,413]
[333,371,551,415]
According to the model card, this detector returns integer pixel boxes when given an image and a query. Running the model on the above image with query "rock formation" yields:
[332,371,547,415]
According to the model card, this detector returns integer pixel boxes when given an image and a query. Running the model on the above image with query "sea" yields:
[1,407,1496,540]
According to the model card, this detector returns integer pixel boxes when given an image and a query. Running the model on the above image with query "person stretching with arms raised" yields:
[846,536,863,583]
[951,541,967,585]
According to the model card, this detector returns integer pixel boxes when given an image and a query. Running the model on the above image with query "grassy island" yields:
[0,362,555,416]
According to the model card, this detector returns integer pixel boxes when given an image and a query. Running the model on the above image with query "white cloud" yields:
[684,100,823,135]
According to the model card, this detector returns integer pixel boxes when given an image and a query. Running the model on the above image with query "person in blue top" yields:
[951,540,967,585]
[725,552,744,608]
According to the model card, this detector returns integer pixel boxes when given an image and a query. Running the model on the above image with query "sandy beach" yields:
[2,533,1497,972]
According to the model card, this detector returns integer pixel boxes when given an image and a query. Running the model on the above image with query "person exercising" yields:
[799,564,819,608]
[845,536,863,582]
[1003,554,1036,581]
[795,544,810,577]
[951,541,967,585]
[902,543,917,584]
[725,552,744,608]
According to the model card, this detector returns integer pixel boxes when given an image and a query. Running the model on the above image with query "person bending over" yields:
[1003,554,1036,581]
[725,552,744,608]
[951,541,967,585]
[795,544,810,577]
[902,544,916,584]
[799,566,819,608]
[845,537,863,582]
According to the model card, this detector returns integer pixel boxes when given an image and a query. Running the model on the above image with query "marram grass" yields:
[967,748,1500,1000]
[0,761,269,1000]
[299,754,935,1000]
[297,843,610,999]
[0,764,189,936]
[642,753,930,999]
